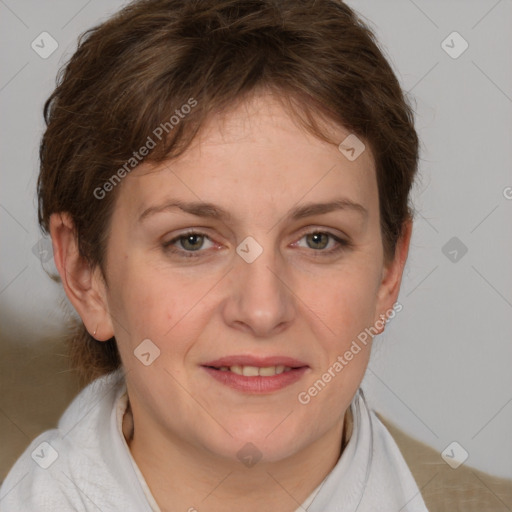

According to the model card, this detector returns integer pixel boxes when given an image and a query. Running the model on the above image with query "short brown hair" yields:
[38,0,419,385]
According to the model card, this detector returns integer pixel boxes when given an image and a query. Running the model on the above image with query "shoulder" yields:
[357,398,429,511]
[0,428,84,510]
[377,412,512,511]
[0,370,131,511]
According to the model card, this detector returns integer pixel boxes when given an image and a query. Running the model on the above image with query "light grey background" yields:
[1,0,511,479]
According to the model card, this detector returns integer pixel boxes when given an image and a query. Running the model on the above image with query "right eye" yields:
[162,231,216,258]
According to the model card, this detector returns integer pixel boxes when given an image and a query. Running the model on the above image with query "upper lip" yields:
[203,355,308,368]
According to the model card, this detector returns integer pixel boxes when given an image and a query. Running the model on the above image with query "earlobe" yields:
[49,212,114,341]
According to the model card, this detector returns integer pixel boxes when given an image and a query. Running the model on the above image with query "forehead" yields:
[119,92,377,222]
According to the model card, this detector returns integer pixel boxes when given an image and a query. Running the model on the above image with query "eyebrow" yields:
[138,198,367,224]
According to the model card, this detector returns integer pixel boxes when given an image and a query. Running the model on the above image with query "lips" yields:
[202,355,309,394]
[203,355,308,369]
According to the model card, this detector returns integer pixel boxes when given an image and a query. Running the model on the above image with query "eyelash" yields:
[162,229,351,259]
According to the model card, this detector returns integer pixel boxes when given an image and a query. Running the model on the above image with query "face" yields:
[88,92,405,464]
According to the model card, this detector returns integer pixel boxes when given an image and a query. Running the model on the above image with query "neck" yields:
[123,400,353,512]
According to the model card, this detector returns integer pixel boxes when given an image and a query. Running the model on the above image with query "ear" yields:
[373,219,413,332]
[49,212,114,341]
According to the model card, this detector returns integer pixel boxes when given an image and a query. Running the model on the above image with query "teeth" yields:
[242,366,260,377]
[259,366,277,376]
[230,365,243,375]
[221,365,292,376]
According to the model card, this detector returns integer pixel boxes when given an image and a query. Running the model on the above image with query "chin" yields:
[201,417,312,465]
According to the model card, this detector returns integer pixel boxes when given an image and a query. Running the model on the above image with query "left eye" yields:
[296,232,337,251]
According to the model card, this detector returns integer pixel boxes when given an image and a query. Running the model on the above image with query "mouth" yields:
[209,364,294,376]
[201,356,309,394]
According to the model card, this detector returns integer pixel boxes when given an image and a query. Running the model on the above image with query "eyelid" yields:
[291,229,350,252]
[162,229,216,251]
[162,227,351,258]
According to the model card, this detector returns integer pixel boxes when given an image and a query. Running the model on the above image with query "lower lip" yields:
[202,366,308,394]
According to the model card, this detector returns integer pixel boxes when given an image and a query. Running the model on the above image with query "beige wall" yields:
[0,331,81,481]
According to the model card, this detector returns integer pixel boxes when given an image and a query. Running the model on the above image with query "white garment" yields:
[0,369,428,511]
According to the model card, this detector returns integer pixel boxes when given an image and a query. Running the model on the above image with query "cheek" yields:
[305,262,382,344]
[107,257,214,364]
[297,273,378,417]
[313,263,382,394]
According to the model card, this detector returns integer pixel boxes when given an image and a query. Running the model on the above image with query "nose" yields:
[221,239,296,338]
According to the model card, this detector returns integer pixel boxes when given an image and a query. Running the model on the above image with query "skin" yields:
[50,91,412,512]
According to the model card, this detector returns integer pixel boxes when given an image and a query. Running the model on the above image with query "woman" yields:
[0,0,427,510]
